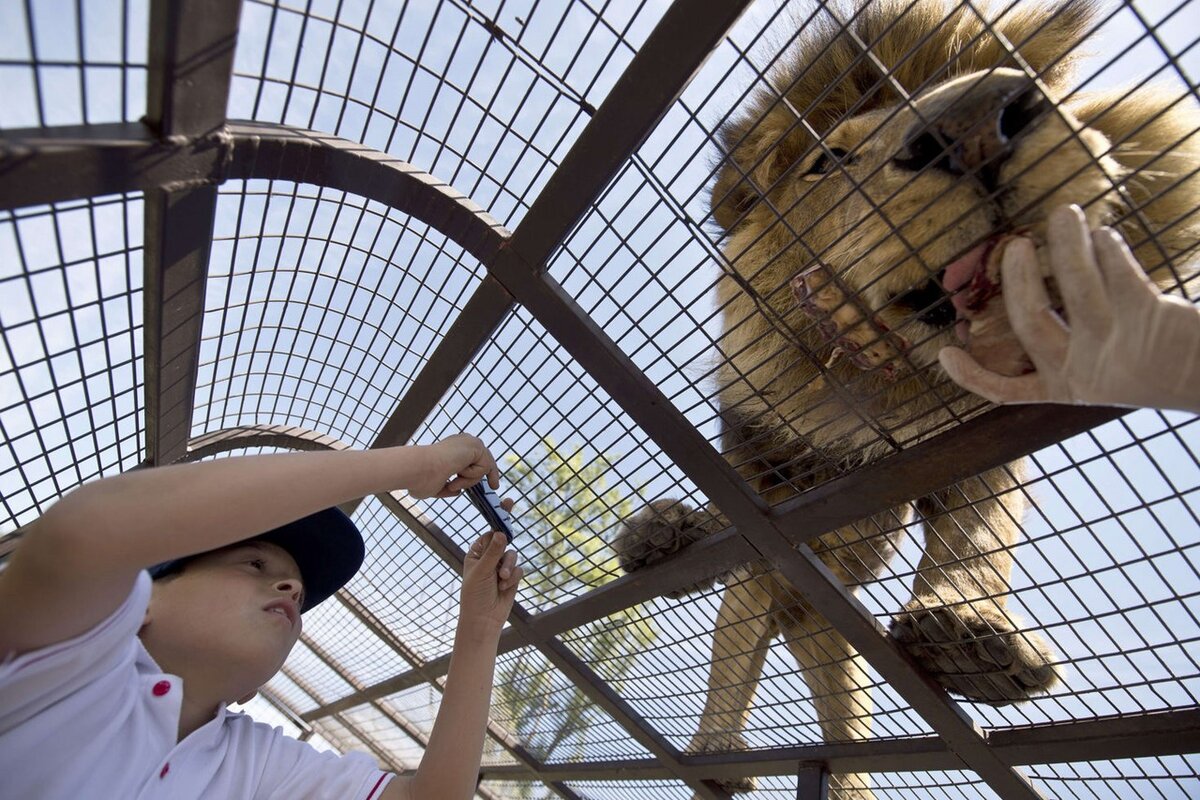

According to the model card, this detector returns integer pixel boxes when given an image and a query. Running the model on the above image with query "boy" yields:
[0,432,522,799]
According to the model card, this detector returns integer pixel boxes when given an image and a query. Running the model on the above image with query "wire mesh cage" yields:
[2,0,1199,799]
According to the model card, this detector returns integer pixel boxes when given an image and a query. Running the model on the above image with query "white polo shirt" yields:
[0,570,394,799]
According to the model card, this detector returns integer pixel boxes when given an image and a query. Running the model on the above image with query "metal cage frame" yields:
[2,1,1198,798]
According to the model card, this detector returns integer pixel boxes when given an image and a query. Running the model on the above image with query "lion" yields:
[612,1,1200,796]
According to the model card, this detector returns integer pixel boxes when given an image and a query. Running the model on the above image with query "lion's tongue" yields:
[942,236,1036,377]
[954,319,971,344]
[942,241,991,316]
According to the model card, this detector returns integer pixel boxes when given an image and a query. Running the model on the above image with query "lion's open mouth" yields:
[792,232,1043,382]
[940,233,1037,377]
[792,263,910,381]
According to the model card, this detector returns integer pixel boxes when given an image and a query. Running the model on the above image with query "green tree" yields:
[494,439,658,777]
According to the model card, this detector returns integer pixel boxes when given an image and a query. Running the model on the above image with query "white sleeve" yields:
[0,569,150,732]
[241,716,394,800]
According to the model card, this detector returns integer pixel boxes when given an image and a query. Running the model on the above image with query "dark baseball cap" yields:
[147,507,365,613]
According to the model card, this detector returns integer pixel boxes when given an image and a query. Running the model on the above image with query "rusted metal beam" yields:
[0,122,226,210]
[474,708,1200,783]
[495,0,755,273]
[986,708,1200,765]
[225,122,509,264]
[0,121,511,250]
[142,183,220,465]
[145,0,242,138]
[796,764,831,800]
[141,0,243,465]
[771,405,1126,537]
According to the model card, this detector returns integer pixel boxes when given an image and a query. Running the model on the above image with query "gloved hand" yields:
[939,205,1200,413]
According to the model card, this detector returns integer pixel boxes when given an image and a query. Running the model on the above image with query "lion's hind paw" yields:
[890,600,1061,705]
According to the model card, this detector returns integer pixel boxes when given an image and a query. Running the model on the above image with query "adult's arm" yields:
[940,205,1200,412]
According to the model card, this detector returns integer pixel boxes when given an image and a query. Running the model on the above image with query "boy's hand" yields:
[460,501,522,634]
[408,434,500,499]
[409,498,520,800]
[939,205,1200,413]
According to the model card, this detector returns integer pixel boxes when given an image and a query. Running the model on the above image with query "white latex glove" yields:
[939,205,1200,413]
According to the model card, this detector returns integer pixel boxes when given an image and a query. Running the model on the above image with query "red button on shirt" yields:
[152,680,171,697]
[160,763,170,779]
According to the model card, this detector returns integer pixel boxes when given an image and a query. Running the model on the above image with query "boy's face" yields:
[141,541,306,699]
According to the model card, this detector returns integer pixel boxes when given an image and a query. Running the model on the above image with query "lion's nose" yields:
[893,74,1051,194]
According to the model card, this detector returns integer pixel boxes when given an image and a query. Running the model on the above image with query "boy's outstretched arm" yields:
[0,434,498,657]
[384,525,522,800]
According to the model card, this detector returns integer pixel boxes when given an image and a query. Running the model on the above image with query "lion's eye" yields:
[804,147,852,179]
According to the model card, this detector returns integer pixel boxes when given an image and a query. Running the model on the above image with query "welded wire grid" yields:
[0,193,146,528]
[198,179,488,448]
[228,0,664,229]
[2,0,1200,799]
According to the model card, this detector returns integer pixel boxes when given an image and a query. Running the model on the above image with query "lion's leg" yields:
[778,609,874,800]
[892,461,1061,704]
[686,572,778,794]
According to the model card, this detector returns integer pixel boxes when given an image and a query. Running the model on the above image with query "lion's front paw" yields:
[689,779,756,799]
[612,499,719,597]
[686,732,756,794]
[715,776,757,794]
[830,773,876,800]
[890,599,1061,705]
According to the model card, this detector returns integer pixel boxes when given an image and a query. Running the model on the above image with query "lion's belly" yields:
[747,523,907,604]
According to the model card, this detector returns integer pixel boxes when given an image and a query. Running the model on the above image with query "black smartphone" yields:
[465,481,515,544]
